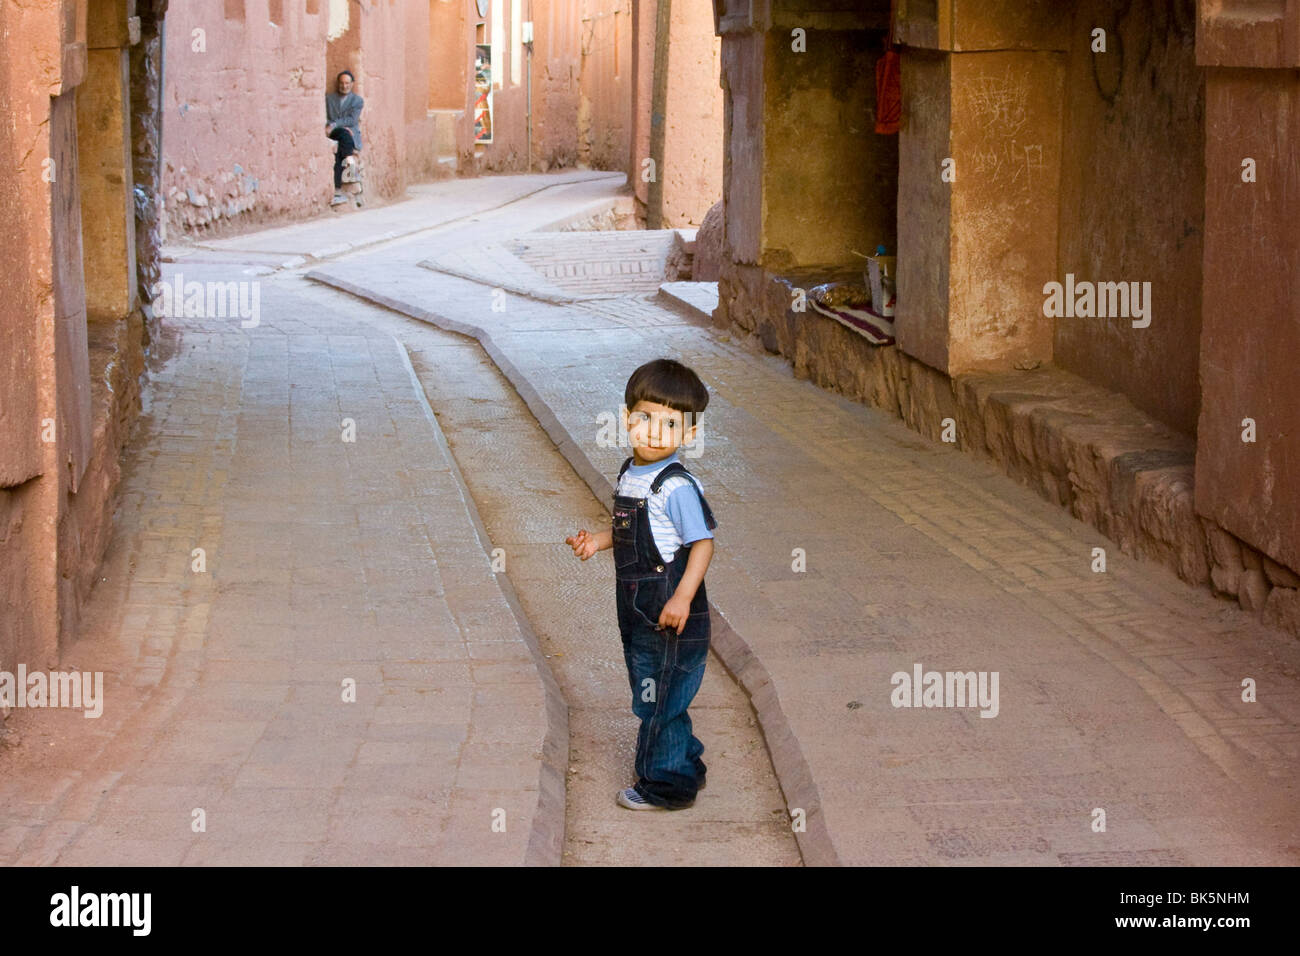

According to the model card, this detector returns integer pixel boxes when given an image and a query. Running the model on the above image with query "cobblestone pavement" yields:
[0,261,561,865]
[310,174,1300,866]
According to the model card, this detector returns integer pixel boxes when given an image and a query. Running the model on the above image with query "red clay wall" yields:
[349,0,409,202]
[428,0,468,111]
[895,52,952,371]
[1,0,136,669]
[164,1,332,233]
[579,0,633,171]
[894,0,1066,377]
[403,0,438,183]
[1195,68,1300,574]
[718,28,764,268]
[163,0,631,228]
[661,0,723,226]
[1054,0,1204,437]
[630,0,723,227]
[453,0,626,176]
[0,0,60,674]
[531,0,584,169]
[630,0,654,205]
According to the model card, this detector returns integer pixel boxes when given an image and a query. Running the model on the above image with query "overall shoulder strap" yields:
[617,456,635,481]
[650,463,717,531]
[650,462,691,493]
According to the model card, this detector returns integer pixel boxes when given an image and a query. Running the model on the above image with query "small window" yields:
[306,0,320,15]
[268,0,283,26]
[223,0,244,21]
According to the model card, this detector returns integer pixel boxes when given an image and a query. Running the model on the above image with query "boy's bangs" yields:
[625,359,710,416]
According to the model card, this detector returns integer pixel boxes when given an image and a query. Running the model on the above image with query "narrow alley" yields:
[2,173,1296,869]
[3,0,1299,891]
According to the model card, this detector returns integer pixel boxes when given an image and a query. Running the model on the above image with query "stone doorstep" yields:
[720,268,1299,640]
[656,282,719,325]
[419,230,684,303]
[535,193,637,233]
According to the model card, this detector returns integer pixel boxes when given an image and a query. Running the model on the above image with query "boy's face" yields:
[623,400,697,466]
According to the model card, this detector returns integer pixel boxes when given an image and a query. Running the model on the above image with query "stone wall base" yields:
[716,265,1300,639]
[59,310,148,647]
[549,194,640,232]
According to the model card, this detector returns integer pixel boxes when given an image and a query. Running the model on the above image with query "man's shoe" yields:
[330,192,347,206]
[616,787,668,811]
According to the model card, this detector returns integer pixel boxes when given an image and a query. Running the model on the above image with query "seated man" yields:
[325,70,363,206]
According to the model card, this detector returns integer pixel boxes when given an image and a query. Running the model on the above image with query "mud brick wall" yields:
[163,1,337,234]
[1054,0,1204,437]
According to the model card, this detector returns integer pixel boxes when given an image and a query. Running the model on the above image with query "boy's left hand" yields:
[658,593,692,635]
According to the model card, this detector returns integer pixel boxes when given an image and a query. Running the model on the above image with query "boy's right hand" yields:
[566,529,599,561]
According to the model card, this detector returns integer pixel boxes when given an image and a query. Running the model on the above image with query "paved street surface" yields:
[0,261,561,865]
[311,173,1300,865]
[2,171,1297,866]
[392,316,799,865]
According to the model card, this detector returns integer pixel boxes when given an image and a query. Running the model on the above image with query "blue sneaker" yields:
[616,787,668,811]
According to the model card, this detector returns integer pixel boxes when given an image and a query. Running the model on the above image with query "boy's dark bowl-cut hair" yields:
[625,359,710,419]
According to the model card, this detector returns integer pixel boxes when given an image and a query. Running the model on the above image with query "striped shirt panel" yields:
[616,462,712,563]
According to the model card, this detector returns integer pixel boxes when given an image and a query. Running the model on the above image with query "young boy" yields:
[566,359,717,811]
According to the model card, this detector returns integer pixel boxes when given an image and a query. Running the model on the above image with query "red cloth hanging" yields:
[875,0,901,134]
[875,49,901,134]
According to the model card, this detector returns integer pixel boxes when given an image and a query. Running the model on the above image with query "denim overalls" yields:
[613,456,717,809]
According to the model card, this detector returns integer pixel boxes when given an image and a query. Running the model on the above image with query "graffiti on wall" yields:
[1091,0,1197,105]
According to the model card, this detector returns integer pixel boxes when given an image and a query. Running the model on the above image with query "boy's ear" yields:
[620,403,630,432]
[682,414,700,448]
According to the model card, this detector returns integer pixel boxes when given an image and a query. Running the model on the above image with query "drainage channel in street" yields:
[398,326,801,866]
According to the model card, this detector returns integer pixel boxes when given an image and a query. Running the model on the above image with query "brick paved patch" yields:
[506,231,676,296]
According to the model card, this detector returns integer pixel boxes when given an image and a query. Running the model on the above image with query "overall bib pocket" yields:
[611,498,640,570]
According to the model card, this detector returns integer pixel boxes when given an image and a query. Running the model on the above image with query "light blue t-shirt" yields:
[616,453,712,562]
